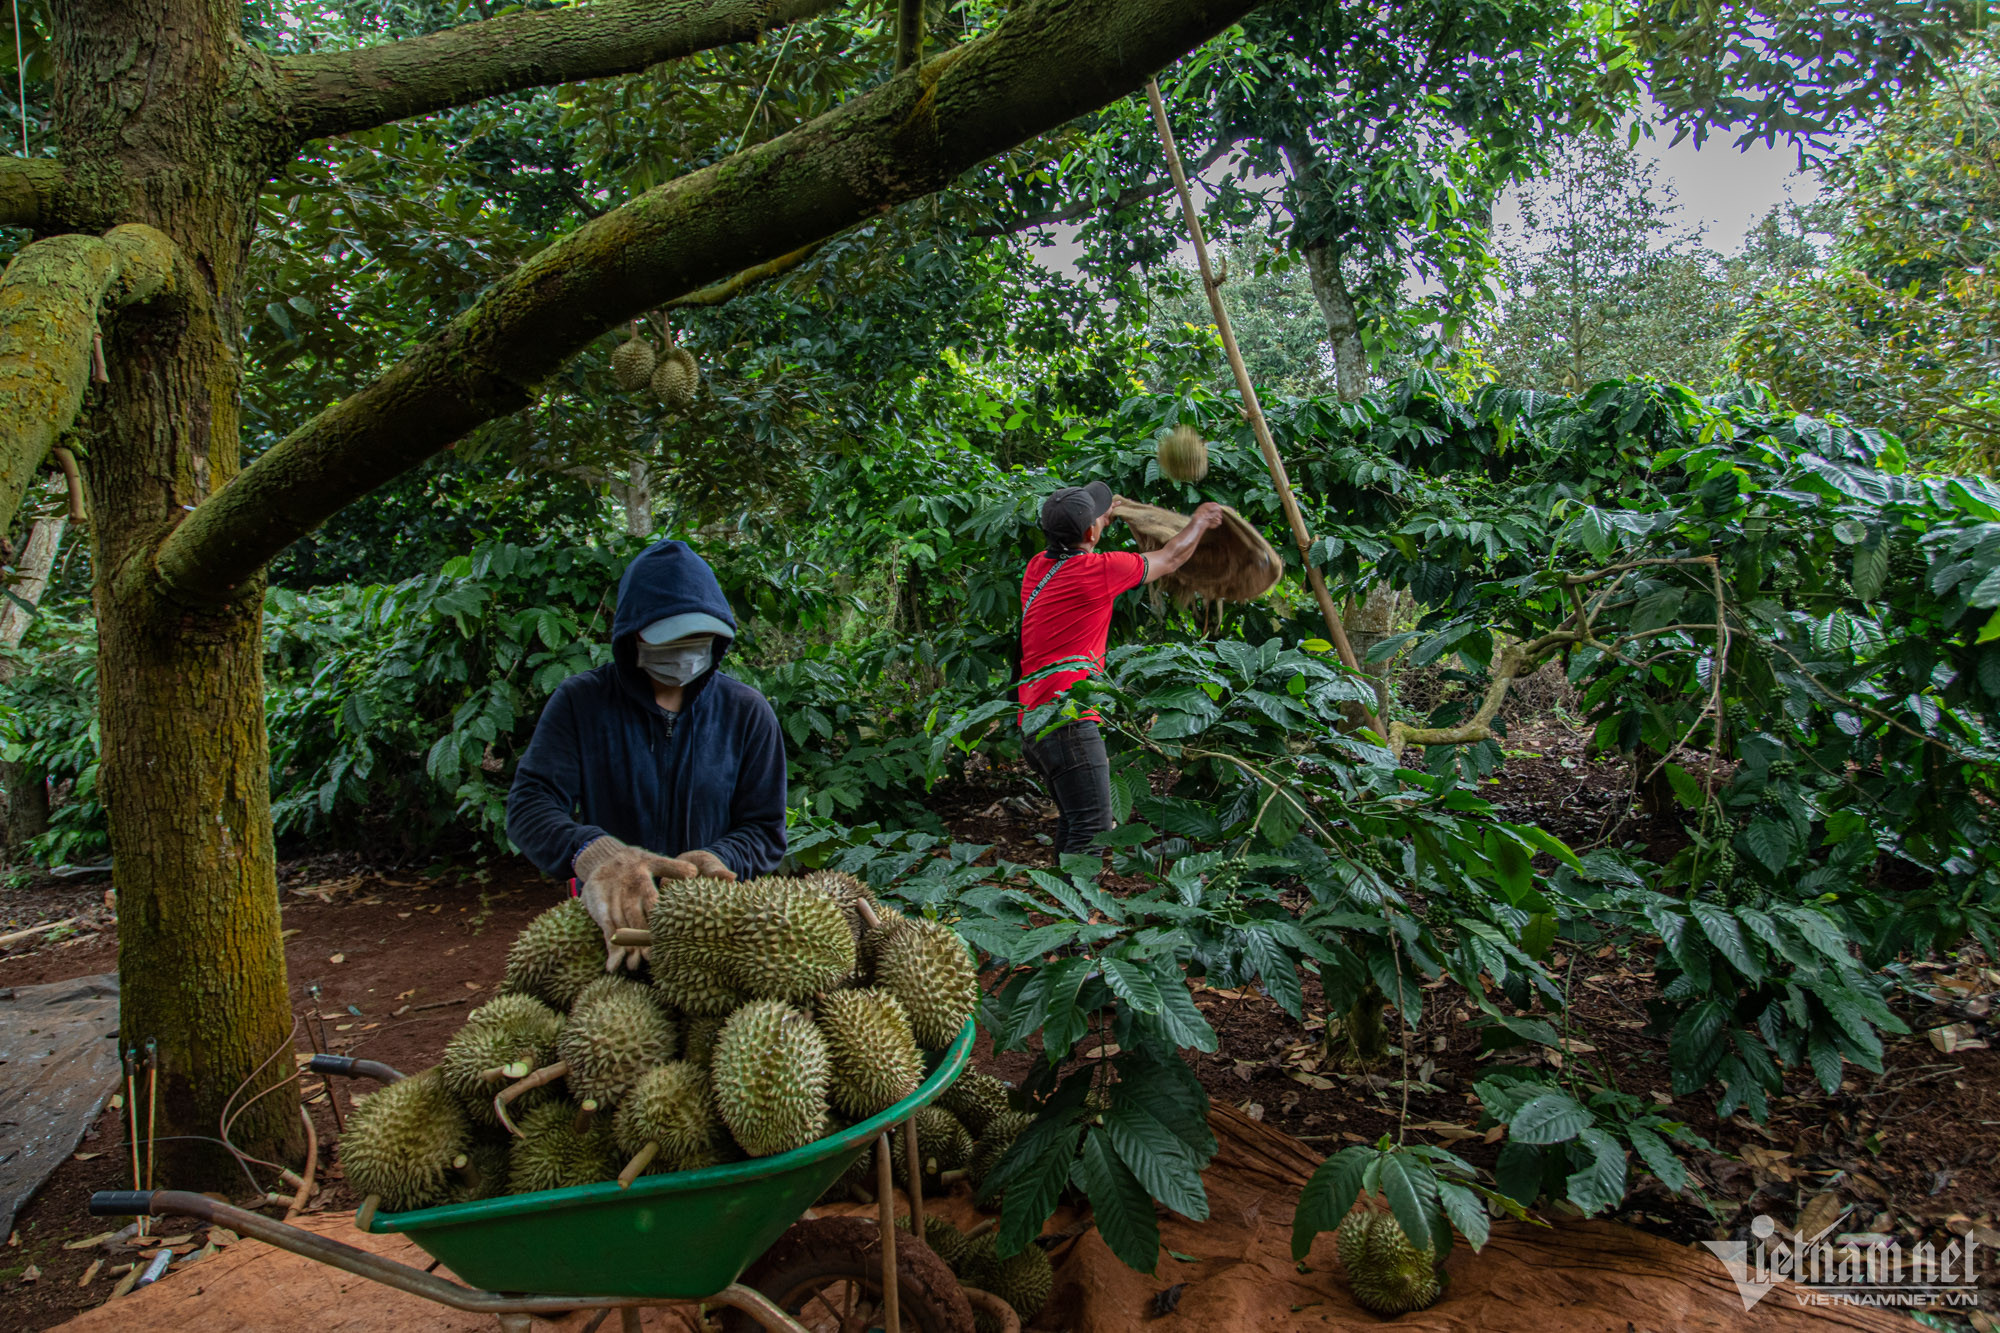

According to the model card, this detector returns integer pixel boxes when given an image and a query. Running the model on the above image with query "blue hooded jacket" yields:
[505,541,788,880]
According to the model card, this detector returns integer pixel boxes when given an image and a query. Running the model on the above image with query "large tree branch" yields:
[270,0,848,144]
[0,158,69,229]
[158,0,1262,602]
[0,225,176,539]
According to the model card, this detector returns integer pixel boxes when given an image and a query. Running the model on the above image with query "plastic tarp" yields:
[0,972,119,1239]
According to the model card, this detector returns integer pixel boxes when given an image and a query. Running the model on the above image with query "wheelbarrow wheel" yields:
[723,1216,975,1333]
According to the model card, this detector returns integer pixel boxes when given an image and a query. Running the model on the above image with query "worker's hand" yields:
[1191,502,1226,531]
[677,849,737,882]
[1108,494,1129,519]
[574,837,698,971]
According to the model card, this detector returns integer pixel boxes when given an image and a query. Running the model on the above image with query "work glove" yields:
[573,836,697,971]
[676,849,737,882]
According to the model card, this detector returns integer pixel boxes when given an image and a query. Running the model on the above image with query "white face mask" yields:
[637,636,714,687]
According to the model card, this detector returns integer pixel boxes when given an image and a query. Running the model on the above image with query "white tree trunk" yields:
[0,516,66,652]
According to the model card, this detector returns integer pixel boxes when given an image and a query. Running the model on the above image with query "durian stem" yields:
[477,1062,528,1084]
[574,1099,600,1133]
[854,899,882,931]
[964,1217,998,1240]
[618,1142,660,1189]
[610,928,652,948]
[938,1169,968,1186]
[494,1060,570,1137]
[451,1153,481,1192]
[354,1194,380,1231]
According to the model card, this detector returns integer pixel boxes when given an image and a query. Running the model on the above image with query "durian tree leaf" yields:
[1073,1126,1162,1274]
[1134,968,1218,1052]
[986,1118,1083,1256]
[1563,1127,1629,1215]
[1103,1101,1210,1220]
[1435,1179,1490,1252]
[1376,1151,1437,1253]
[1100,957,1165,1014]
[1625,1124,1688,1193]
[1112,1050,1217,1160]
[1493,1141,1547,1208]
[1505,1091,1591,1145]
[1292,1146,1371,1260]
[1241,924,1304,1019]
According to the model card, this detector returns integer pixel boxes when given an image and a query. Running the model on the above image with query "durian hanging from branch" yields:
[650,313,699,412]
[611,320,656,391]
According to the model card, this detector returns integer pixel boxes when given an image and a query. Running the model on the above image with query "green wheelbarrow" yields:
[90,1017,1020,1333]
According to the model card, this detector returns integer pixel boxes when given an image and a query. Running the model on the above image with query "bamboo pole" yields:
[1142,77,1383,738]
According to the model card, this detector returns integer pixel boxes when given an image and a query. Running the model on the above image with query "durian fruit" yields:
[958,1233,1055,1326]
[874,918,978,1049]
[1336,1210,1442,1316]
[1156,423,1209,482]
[892,1106,974,1192]
[611,335,657,391]
[681,1014,725,1069]
[968,1109,1036,1187]
[446,1135,511,1203]
[571,973,652,1016]
[818,988,923,1118]
[504,900,609,1011]
[614,1062,728,1176]
[438,995,562,1128]
[712,999,831,1157]
[558,982,677,1107]
[801,869,877,958]
[651,347,699,408]
[507,1099,621,1194]
[338,1069,471,1214]
[716,877,857,1002]
[859,904,910,979]
[939,1070,1011,1137]
[649,879,749,1016]
[898,1213,971,1270]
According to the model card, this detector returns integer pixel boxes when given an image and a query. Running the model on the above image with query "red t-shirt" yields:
[1019,549,1148,720]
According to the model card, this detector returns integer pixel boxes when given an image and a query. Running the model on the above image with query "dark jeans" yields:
[1021,719,1114,857]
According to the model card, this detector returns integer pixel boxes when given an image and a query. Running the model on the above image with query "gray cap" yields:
[1040,481,1114,545]
[637,611,735,645]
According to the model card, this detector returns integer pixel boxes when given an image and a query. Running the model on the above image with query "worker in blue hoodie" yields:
[506,540,788,971]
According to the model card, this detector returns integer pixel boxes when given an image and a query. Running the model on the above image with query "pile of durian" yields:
[337,871,979,1215]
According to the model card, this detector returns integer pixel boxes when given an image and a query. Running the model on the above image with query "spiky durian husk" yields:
[438,999,562,1128]
[651,351,698,408]
[712,999,830,1157]
[651,949,745,1017]
[506,1100,620,1194]
[557,984,677,1107]
[898,1214,971,1270]
[614,1062,728,1171]
[1337,1211,1442,1315]
[939,1070,1011,1137]
[958,1233,1054,1324]
[339,1069,470,1213]
[503,900,608,1011]
[874,918,978,1048]
[446,1135,511,1203]
[968,1108,1036,1186]
[1156,423,1209,482]
[681,1015,725,1070]
[818,988,923,1118]
[858,904,910,980]
[649,876,745,949]
[715,877,857,1002]
[571,973,651,1016]
[892,1105,973,1191]
[799,869,877,960]
[611,337,657,391]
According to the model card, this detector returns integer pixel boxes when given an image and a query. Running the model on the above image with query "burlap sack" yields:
[1118,501,1282,603]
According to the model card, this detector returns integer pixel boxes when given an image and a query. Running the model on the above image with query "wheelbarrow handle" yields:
[308,1053,406,1083]
[81,1191,812,1332]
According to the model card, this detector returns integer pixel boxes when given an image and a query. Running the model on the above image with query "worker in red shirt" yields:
[1020,481,1223,855]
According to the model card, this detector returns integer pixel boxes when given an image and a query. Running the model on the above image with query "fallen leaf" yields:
[64,1231,115,1251]
[77,1258,102,1287]
[72,1151,102,1161]
[20,1263,39,1282]
[396,913,411,920]
[1797,1192,1847,1240]
[1289,1070,1334,1091]
[1243,1102,1264,1121]
[463,981,482,990]
[334,1023,353,1032]
[329,953,345,964]
[393,989,416,1001]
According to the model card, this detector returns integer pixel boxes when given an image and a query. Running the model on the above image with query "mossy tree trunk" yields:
[0,0,1263,1183]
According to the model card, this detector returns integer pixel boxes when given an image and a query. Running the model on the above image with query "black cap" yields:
[1040,481,1114,545]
